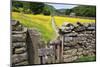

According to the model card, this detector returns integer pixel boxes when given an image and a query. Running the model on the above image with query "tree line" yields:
[12,1,96,17]
[65,5,96,17]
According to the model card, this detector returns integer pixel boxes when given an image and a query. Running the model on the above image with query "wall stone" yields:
[11,20,96,65]
[26,28,42,64]
[11,20,29,66]
[11,20,51,65]
[59,22,96,62]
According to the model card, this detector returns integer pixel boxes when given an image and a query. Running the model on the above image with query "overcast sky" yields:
[47,3,78,9]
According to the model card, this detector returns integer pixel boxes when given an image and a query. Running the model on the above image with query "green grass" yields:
[12,12,95,42]
[54,16,95,27]
[75,56,96,62]
[12,12,56,42]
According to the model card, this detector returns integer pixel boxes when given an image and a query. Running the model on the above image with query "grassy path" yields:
[51,16,59,37]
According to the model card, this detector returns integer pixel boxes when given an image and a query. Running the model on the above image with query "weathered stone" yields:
[12,28,27,34]
[92,31,96,34]
[77,52,83,56]
[74,45,81,48]
[11,20,20,26]
[61,23,75,33]
[15,61,28,66]
[61,23,96,63]
[11,20,23,31]
[12,25,23,31]
[65,23,74,27]
[63,55,72,59]
[85,31,93,34]
[27,29,42,64]
[64,37,73,41]
[64,41,77,47]
[64,43,71,47]
[63,56,78,62]
[12,34,26,42]
[86,46,92,49]
[65,26,74,31]
[87,27,95,31]
[15,47,26,54]
[78,34,88,37]
[64,47,70,50]
[63,49,77,55]
[12,42,26,48]
[11,20,29,65]
[76,22,84,26]
[74,26,86,32]
[82,51,89,56]
[78,55,83,58]
[88,52,95,56]
[78,48,83,52]
[62,30,72,33]
[64,33,78,37]
[88,23,96,27]
[12,52,28,64]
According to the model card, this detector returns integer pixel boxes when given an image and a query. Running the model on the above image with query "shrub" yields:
[18,8,24,13]
[24,9,32,14]
[12,7,20,12]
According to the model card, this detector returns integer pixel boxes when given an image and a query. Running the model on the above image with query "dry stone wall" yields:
[59,22,96,62]
[11,20,96,66]
[11,20,54,66]
[11,20,29,66]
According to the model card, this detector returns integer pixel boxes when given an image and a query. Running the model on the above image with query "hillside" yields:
[12,12,56,42]
[12,12,95,42]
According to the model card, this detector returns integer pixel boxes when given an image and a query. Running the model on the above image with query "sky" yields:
[47,3,78,9]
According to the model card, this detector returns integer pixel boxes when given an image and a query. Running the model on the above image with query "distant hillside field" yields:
[54,16,95,27]
[12,12,95,42]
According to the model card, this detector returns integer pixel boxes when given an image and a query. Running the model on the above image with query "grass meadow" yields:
[12,12,95,42]
[54,16,95,27]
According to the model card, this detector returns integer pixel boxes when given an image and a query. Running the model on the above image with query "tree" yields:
[65,9,72,15]
[12,1,23,8]
[29,2,45,14]
[43,4,55,15]
[70,5,96,17]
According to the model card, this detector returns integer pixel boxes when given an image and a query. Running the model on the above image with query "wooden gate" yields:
[38,46,55,64]
[27,29,63,64]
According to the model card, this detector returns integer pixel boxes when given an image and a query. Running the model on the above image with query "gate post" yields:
[27,29,41,64]
[61,35,64,62]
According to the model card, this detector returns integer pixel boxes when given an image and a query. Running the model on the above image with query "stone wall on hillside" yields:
[58,22,96,62]
[11,20,54,66]
[11,20,29,66]
[11,20,96,66]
